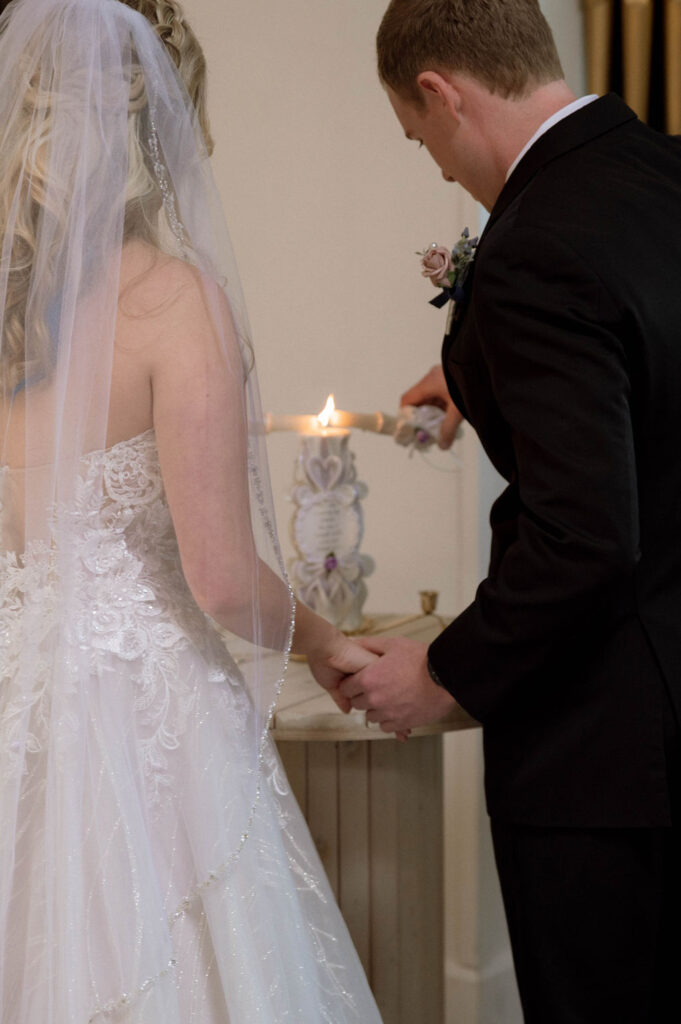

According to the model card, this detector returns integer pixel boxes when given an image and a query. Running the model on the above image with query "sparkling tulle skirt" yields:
[0,644,382,1023]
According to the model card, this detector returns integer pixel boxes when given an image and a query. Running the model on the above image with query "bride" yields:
[0,0,385,1019]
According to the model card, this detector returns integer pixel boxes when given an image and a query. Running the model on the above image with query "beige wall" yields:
[541,0,586,93]
[188,0,481,621]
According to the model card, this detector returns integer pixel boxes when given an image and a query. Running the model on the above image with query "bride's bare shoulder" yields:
[118,240,208,324]
[115,241,237,373]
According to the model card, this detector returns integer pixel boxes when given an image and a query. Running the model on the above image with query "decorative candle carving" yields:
[267,396,447,631]
[290,432,374,632]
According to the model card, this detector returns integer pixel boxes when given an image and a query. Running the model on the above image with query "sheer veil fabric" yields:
[0,1,377,1020]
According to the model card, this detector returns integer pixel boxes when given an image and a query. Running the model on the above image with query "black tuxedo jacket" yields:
[428,95,681,826]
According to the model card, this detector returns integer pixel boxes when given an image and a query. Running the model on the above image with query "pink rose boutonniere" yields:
[420,244,453,286]
[418,228,478,309]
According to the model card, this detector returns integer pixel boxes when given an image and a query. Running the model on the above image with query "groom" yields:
[338,1,681,1019]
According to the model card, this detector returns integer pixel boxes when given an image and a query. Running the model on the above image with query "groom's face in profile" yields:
[386,77,494,208]
[386,85,458,182]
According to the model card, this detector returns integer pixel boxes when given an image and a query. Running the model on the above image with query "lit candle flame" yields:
[317,394,336,429]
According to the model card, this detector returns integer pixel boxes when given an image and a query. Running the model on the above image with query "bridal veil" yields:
[0,0,295,1017]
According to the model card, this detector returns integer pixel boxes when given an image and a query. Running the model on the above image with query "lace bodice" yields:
[0,429,249,803]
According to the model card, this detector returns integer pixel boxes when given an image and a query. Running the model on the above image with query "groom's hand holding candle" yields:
[401,364,463,450]
[338,637,459,734]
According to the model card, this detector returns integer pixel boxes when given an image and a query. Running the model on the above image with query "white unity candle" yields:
[289,427,373,632]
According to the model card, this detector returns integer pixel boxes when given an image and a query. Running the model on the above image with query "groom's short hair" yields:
[377,0,564,104]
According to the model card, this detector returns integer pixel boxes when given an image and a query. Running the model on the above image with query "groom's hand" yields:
[338,636,457,733]
[401,364,463,450]
[306,634,410,741]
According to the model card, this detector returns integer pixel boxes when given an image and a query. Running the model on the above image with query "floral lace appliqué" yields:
[0,432,245,806]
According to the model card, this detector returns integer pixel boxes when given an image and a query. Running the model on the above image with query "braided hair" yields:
[120,0,214,154]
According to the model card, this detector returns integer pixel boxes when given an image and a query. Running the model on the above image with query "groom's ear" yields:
[416,71,462,120]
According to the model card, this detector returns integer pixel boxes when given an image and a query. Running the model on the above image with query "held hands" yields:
[338,636,457,735]
[306,631,377,713]
[306,632,411,742]
[401,365,463,450]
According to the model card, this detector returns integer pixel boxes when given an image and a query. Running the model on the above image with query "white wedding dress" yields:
[0,429,383,1023]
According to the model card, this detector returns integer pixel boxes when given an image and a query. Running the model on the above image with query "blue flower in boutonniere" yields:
[418,228,478,310]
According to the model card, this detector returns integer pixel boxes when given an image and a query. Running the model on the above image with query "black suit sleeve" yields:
[429,224,639,722]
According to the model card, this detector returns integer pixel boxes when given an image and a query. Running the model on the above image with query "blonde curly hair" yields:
[120,0,214,156]
[0,0,213,393]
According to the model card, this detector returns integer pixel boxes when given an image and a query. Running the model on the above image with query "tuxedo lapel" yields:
[443,94,638,441]
[480,94,637,246]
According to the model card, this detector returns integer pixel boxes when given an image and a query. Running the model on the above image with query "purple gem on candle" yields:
[416,429,430,445]
[324,554,338,573]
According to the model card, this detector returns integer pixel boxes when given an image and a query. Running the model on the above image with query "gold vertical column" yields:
[666,0,681,132]
[622,0,654,121]
[582,0,615,95]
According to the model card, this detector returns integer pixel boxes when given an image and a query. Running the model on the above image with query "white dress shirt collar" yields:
[505,94,599,181]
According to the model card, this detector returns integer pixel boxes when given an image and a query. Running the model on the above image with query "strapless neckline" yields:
[0,427,156,473]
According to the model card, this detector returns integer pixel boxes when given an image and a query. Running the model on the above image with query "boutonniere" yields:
[418,228,478,310]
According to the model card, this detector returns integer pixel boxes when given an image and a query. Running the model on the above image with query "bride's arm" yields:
[144,260,373,696]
